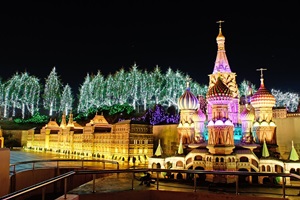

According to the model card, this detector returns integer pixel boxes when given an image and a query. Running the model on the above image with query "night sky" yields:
[0,1,299,94]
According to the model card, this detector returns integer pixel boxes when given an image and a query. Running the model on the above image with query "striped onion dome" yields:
[240,106,255,121]
[251,78,275,108]
[206,77,232,103]
[178,82,199,110]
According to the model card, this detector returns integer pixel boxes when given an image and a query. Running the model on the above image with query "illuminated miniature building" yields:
[148,21,300,185]
[26,112,153,164]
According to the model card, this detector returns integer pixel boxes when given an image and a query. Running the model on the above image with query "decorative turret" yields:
[178,79,199,145]
[60,112,67,129]
[251,68,277,146]
[206,77,235,154]
[251,69,276,114]
[207,21,239,124]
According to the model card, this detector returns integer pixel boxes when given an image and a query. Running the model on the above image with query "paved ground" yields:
[9,150,300,200]
[67,172,300,200]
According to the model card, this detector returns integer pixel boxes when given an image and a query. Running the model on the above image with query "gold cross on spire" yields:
[216,20,225,28]
[256,68,267,78]
[186,76,191,88]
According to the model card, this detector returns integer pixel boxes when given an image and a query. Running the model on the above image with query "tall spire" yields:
[213,20,231,73]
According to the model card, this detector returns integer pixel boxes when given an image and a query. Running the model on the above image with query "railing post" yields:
[156,171,159,190]
[64,177,67,199]
[282,177,286,198]
[42,187,45,200]
[131,171,135,190]
[92,174,96,193]
[193,173,197,192]
[235,175,239,195]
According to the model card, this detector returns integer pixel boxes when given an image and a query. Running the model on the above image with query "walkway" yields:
[9,150,300,200]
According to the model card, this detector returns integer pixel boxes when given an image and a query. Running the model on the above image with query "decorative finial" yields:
[186,76,191,89]
[216,20,225,28]
[256,68,267,79]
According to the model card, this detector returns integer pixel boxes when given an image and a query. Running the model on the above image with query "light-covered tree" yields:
[103,74,114,106]
[60,84,73,115]
[3,72,22,118]
[149,65,164,105]
[271,89,299,112]
[19,73,41,118]
[90,71,106,108]
[112,68,130,105]
[127,63,142,110]
[77,73,93,114]
[139,69,152,111]
[43,67,62,116]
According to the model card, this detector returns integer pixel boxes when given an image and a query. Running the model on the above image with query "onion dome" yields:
[240,107,255,121]
[206,77,232,103]
[251,77,275,108]
[178,81,199,110]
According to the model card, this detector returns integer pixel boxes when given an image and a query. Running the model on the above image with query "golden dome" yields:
[251,78,275,108]
[207,77,232,103]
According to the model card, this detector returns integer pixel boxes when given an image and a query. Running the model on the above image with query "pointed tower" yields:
[289,141,299,161]
[67,111,74,127]
[206,77,235,154]
[250,69,277,146]
[207,20,239,125]
[178,136,184,155]
[262,138,270,158]
[177,78,199,145]
[155,139,163,157]
[60,112,67,129]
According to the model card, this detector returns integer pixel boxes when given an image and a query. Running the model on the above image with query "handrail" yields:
[9,159,120,174]
[0,171,76,200]
[2,167,300,200]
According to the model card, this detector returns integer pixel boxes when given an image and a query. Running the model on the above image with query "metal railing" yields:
[1,167,300,200]
[9,158,120,175]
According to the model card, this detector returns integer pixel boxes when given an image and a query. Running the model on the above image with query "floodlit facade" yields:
[26,113,153,165]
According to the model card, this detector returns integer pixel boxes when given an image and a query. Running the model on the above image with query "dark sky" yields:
[0,1,299,94]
